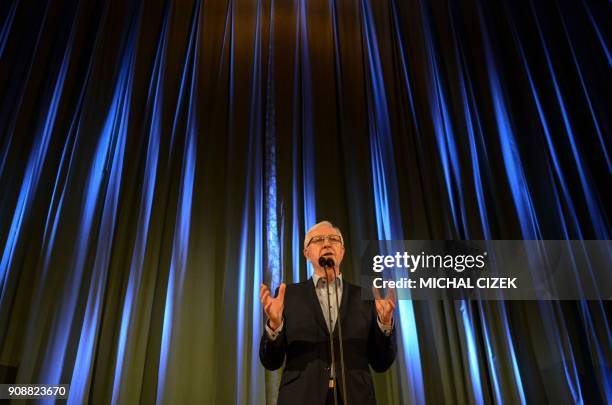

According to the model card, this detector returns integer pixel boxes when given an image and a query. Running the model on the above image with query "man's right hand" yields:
[260,283,286,330]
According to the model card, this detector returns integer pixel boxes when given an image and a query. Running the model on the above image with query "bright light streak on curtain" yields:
[157,128,196,403]
[0,0,31,177]
[370,115,426,405]
[477,2,541,241]
[505,13,581,240]
[364,1,425,401]
[8,0,111,390]
[295,0,316,272]
[447,9,489,402]
[69,6,139,404]
[448,8,492,239]
[0,2,68,297]
[156,1,199,403]
[111,3,166,403]
[418,0,468,237]
[264,24,283,397]
[556,3,610,174]
[265,1,280,292]
[529,0,608,240]
[459,302,484,405]
[36,14,135,389]
[290,145,302,283]
[1,0,79,394]
[397,1,521,403]
[511,0,612,389]
[481,2,605,403]
[245,0,265,402]
[473,2,539,402]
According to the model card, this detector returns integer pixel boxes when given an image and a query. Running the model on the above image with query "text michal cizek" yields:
[372,277,518,289]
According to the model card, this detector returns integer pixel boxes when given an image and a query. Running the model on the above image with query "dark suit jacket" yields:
[259,279,397,405]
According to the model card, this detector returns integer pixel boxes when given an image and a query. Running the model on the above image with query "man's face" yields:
[303,224,345,272]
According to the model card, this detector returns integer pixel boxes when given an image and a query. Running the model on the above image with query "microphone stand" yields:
[324,267,338,405]
[330,263,348,405]
[322,260,348,405]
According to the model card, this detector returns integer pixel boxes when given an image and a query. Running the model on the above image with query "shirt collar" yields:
[312,272,343,289]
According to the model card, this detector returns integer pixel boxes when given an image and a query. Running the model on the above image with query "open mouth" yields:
[322,251,334,257]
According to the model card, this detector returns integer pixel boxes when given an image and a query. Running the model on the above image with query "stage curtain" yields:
[0,0,609,403]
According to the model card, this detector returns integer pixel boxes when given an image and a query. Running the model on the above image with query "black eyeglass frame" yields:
[305,234,344,248]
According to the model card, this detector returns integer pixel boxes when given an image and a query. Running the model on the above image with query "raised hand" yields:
[372,287,396,326]
[260,283,286,329]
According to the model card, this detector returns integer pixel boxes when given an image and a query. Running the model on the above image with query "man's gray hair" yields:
[304,220,344,248]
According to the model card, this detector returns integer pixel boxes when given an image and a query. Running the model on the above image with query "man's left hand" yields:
[373,288,396,326]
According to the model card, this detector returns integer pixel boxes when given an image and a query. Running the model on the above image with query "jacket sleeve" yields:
[259,286,287,370]
[366,302,397,372]
[259,318,287,370]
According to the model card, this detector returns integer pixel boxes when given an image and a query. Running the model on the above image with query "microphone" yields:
[319,257,335,269]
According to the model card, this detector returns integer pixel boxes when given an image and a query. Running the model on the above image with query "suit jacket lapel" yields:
[335,280,350,334]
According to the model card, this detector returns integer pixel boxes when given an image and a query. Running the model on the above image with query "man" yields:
[259,221,396,405]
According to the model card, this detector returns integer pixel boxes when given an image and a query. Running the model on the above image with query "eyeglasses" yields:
[306,234,343,247]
